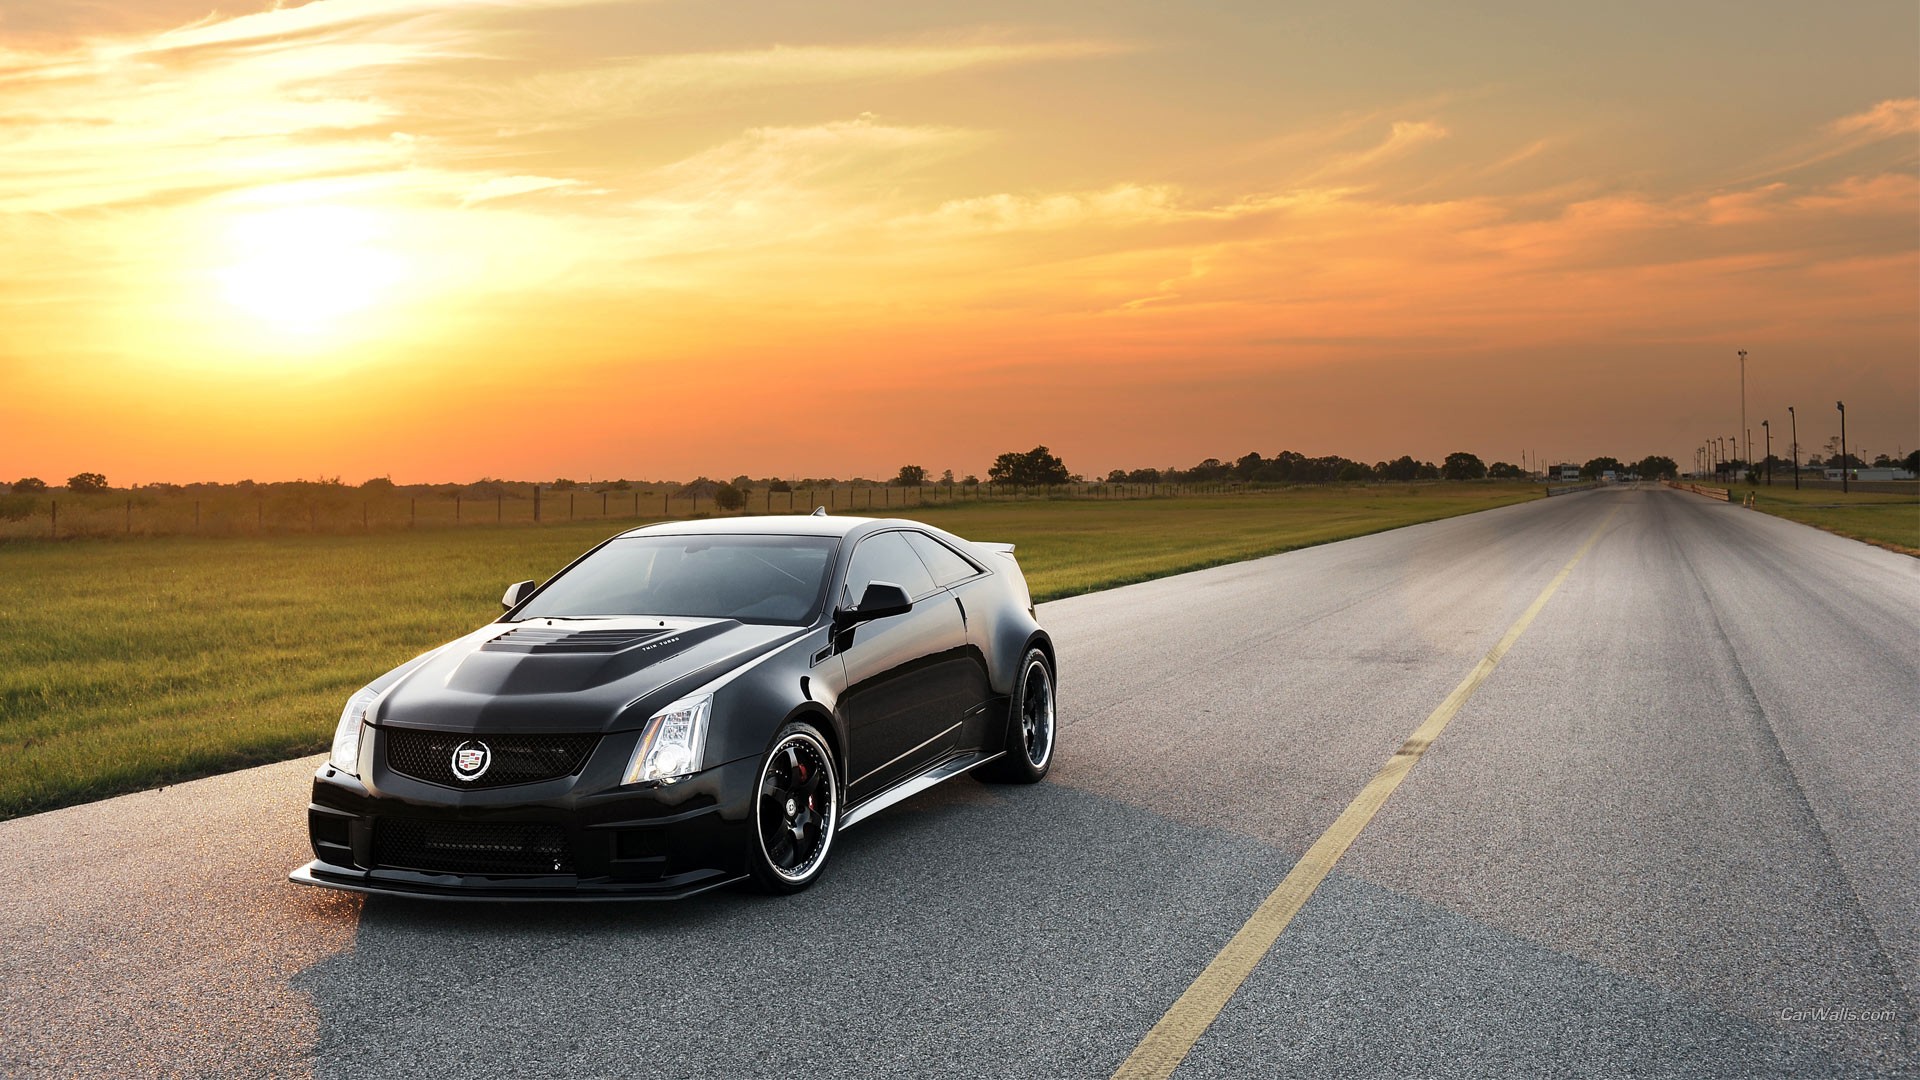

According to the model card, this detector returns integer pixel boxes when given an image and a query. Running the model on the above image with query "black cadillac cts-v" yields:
[289,512,1056,899]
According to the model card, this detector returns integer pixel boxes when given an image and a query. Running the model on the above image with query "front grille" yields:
[482,627,672,653]
[374,819,573,875]
[384,728,599,789]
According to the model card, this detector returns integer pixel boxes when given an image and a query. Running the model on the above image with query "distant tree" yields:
[768,478,792,493]
[1824,453,1865,470]
[1413,461,1440,480]
[1234,452,1266,479]
[939,469,955,486]
[988,446,1071,486]
[893,465,927,486]
[1442,452,1487,480]
[66,472,109,493]
[713,482,745,511]
[1872,453,1893,467]
[1486,461,1526,479]
[12,477,47,493]
[550,478,579,491]
[359,476,396,491]
[1337,462,1373,482]
[1804,455,1825,468]
[1376,455,1421,482]
[1106,469,1127,483]
[962,475,980,486]
[1632,455,1678,480]
[1580,457,1624,480]
[1905,449,1920,473]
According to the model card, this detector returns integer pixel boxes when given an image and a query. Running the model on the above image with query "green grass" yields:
[0,484,1538,819]
[1740,485,1920,554]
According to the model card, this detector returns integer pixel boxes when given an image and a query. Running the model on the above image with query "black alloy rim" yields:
[1020,660,1054,768]
[758,734,835,881]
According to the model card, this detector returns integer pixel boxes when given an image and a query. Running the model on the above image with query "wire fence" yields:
[0,481,1266,540]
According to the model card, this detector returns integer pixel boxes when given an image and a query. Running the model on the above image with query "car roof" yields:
[613,514,936,541]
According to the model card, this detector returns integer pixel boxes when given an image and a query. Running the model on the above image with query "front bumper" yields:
[290,750,760,901]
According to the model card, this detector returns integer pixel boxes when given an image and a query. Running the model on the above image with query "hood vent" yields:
[482,626,674,654]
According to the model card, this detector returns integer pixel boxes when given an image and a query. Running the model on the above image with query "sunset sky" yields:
[2,0,1915,484]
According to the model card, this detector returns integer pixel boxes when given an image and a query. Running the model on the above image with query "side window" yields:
[844,531,938,603]
[905,531,981,588]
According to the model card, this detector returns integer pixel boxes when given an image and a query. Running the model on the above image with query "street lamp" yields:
[1717,437,1725,478]
[1788,406,1799,489]
[1737,349,1747,473]
[1837,401,1848,494]
[1762,420,1771,485]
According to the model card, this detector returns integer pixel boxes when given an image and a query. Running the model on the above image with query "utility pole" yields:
[1837,401,1848,494]
[1761,419,1771,485]
[1737,349,1747,476]
[1787,406,1799,489]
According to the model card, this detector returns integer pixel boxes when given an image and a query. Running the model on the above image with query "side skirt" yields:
[839,750,1005,831]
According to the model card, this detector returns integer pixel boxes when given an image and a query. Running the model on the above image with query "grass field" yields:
[1739,485,1920,554]
[0,484,1539,819]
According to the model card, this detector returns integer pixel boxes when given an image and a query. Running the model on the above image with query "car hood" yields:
[371,616,803,734]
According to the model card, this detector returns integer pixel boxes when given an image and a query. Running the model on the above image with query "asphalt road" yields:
[3,485,1915,1078]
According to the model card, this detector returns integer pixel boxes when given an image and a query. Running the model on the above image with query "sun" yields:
[216,205,406,338]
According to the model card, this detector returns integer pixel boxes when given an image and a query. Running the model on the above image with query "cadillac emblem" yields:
[451,739,492,781]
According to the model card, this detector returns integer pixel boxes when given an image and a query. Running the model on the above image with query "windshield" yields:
[513,535,837,625]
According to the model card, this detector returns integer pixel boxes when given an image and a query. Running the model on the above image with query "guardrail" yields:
[1666,481,1732,502]
[1544,482,1599,496]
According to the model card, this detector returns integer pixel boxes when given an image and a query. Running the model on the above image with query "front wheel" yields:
[978,649,1055,784]
[745,723,840,894]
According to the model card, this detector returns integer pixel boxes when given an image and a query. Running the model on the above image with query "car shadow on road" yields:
[293,779,1894,1079]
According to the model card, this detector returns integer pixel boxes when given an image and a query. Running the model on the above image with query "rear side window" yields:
[845,531,938,603]
[905,531,981,587]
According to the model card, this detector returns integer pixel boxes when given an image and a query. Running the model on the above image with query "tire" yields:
[745,722,840,894]
[978,649,1055,784]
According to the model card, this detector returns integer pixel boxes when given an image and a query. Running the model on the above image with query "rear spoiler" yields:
[978,542,1016,559]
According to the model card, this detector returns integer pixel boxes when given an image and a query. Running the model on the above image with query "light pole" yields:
[1837,401,1848,494]
[1737,349,1747,474]
[1762,420,1771,485]
[1717,437,1725,478]
[1788,406,1799,489]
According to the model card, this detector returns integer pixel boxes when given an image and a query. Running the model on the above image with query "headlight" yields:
[623,694,713,785]
[332,685,380,775]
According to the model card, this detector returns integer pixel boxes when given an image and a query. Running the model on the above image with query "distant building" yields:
[1554,464,1580,482]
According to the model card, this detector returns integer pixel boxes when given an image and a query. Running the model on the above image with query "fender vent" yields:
[482,627,672,653]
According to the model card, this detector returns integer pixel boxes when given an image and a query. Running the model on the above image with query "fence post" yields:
[126,499,132,534]
[568,492,574,520]
[50,499,56,537]
[496,494,502,523]
[456,493,461,522]
[410,498,416,528]
[663,492,669,517]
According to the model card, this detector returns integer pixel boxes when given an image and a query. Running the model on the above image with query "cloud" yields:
[1829,98,1920,138]
[498,40,1126,121]
[0,2,1121,215]
[459,174,582,207]
[1294,119,1451,185]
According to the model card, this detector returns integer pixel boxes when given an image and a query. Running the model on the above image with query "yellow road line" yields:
[1112,507,1619,1080]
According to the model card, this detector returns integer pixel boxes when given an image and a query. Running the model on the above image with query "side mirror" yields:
[835,581,913,627]
[501,579,538,611]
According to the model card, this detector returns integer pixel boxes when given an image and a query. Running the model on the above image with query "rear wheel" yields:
[978,649,1054,784]
[746,723,839,894]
